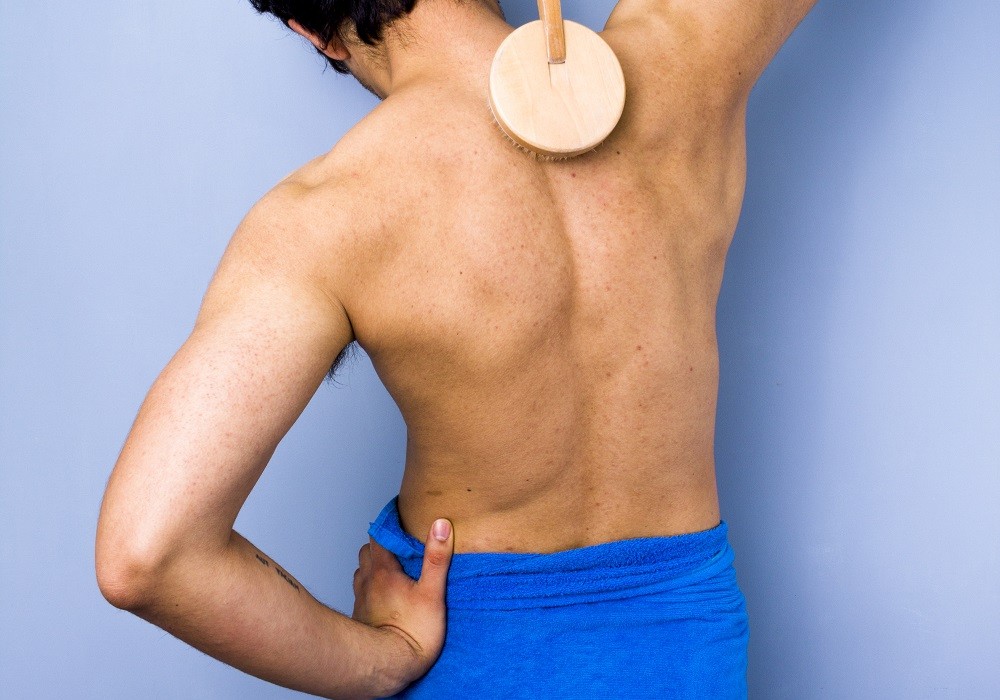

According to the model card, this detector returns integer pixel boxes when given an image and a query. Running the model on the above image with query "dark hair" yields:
[249,0,419,74]
[325,340,359,384]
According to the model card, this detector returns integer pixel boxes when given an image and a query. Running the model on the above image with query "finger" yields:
[416,518,453,596]
[358,543,371,573]
[369,535,405,575]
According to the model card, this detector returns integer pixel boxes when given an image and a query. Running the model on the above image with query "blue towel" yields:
[368,495,749,699]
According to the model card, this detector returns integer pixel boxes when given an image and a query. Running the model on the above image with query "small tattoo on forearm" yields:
[274,566,301,592]
[252,550,300,592]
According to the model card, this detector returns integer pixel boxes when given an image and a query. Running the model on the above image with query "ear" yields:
[287,18,350,61]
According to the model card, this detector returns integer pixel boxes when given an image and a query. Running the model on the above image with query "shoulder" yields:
[596,13,741,155]
[241,82,492,265]
[275,98,438,218]
[219,168,358,320]
[601,1,817,117]
[241,112,403,251]
[227,111,423,309]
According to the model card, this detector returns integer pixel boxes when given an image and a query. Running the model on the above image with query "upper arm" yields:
[97,183,355,570]
[605,0,819,98]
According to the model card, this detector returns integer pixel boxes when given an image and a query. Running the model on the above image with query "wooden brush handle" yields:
[537,0,566,64]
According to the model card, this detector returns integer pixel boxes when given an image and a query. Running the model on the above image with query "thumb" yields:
[417,518,453,595]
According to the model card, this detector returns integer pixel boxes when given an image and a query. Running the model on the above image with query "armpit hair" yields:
[325,340,359,385]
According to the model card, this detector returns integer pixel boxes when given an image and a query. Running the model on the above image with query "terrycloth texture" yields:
[367,496,750,699]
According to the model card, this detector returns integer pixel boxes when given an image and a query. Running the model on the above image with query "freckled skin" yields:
[287,4,808,554]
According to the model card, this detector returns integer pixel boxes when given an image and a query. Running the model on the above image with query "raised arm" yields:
[604,0,819,102]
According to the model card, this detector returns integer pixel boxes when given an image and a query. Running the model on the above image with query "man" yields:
[95,0,817,697]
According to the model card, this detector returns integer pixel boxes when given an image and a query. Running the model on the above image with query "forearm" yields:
[122,530,399,699]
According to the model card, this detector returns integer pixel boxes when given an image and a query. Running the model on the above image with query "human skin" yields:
[95,0,818,697]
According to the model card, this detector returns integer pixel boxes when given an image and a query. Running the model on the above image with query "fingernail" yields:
[432,519,451,541]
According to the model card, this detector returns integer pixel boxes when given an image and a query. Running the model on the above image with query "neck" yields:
[349,0,513,100]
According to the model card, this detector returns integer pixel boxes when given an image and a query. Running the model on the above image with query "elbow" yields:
[95,544,160,611]
[95,484,226,610]
[95,525,176,611]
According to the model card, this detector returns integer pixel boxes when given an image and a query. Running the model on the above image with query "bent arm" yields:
[119,528,394,699]
[95,184,402,698]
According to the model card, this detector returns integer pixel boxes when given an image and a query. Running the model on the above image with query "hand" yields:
[352,518,454,693]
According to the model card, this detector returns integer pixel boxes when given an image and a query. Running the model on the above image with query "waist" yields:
[398,472,721,553]
[367,495,734,611]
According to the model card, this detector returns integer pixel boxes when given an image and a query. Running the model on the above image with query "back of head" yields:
[248,0,420,74]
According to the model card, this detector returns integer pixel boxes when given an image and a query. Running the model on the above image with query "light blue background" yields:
[1,1,997,697]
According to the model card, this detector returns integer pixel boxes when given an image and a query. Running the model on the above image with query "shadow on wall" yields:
[713,0,935,697]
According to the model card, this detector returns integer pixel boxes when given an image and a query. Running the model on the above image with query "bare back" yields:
[300,3,813,553]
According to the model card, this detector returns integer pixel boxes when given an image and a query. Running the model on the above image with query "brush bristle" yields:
[487,100,595,162]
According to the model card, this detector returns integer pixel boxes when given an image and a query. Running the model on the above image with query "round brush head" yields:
[488,19,626,159]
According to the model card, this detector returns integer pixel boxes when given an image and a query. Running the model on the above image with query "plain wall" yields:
[1,1,997,697]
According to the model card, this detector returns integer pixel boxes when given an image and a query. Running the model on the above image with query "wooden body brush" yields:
[488,0,626,159]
